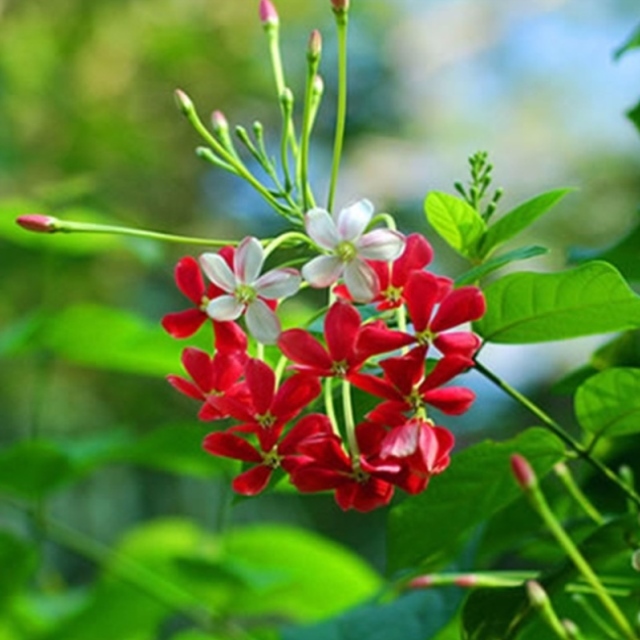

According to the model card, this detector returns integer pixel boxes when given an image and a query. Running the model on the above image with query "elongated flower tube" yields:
[302,199,405,302]
[199,236,301,344]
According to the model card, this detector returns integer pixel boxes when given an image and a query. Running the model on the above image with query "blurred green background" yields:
[1,0,639,638]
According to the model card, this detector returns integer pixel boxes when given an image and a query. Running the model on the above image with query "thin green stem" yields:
[324,378,339,435]
[341,378,360,467]
[474,359,640,508]
[263,230,318,259]
[300,72,318,211]
[554,462,604,525]
[571,594,624,640]
[327,12,349,212]
[369,213,397,230]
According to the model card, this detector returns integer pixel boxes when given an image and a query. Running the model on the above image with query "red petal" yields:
[166,375,204,401]
[431,286,486,333]
[278,329,333,372]
[421,354,473,390]
[203,432,262,463]
[355,321,415,361]
[390,233,433,286]
[210,352,245,391]
[379,346,427,395]
[422,387,475,415]
[289,466,349,492]
[182,348,213,392]
[279,414,335,455]
[381,422,420,458]
[245,359,275,415]
[348,372,400,402]
[213,321,248,354]
[335,477,394,512]
[404,271,441,332]
[232,464,272,495]
[174,256,205,304]
[271,374,322,422]
[161,309,207,338]
[325,302,361,363]
[434,332,482,358]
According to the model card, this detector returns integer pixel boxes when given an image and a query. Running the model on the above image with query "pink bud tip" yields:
[16,214,57,233]
[454,575,478,588]
[511,454,537,490]
[526,580,548,606]
[308,29,322,60]
[211,110,228,131]
[331,0,349,12]
[407,575,434,589]
[174,89,194,115]
[259,0,279,26]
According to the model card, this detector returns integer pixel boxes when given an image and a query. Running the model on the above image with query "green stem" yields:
[474,359,640,508]
[324,378,340,436]
[327,12,349,212]
[341,378,360,467]
[300,70,318,211]
[554,462,604,525]
[524,479,637,639]
[369,213,397,230]
[262,230,318,259]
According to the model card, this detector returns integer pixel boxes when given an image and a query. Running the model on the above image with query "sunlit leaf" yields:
[575,367,640,438]
[455,245,548,286]
[387,428,564,573]
[478,190,571,259]
[475,261,640,343]
[425,192,486,258]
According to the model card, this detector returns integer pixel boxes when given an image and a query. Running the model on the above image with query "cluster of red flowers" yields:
[163,233,485,511]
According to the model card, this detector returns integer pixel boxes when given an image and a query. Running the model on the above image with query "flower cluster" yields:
[164,201,486,512]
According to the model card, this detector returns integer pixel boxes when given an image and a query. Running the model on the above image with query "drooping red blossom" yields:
[289,420,402,512]
[167,348,248,420]
[203,413,334,495]
[349,345,476,419]
[162,249,234,338]
[277,301,414,378]
[404,270,485,357]
[211,358,322,450]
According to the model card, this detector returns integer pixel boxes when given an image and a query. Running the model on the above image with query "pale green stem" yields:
[52,219,237,247]
[571,594,623,640]
[527,581,571,639]
[525,480,637,639]
[300,66,319,211]
[256,342,265,362]
[341,378,360,468]
[274,354,288,387]
[409,571,536,589]
[474,359,640,508]
[327,12,349,212]
[369,213,398,230]
[554,462,604,525]
[324,378,340,436]
[263,230,318,259]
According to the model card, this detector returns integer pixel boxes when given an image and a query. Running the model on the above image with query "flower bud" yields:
[454,575,478,588]
[407,575,434,589]
[312,74,324,98]
[259,0,279,27]
[174,89,194,116]
[632,549,640,572]
[511,454,537,490]
[16,214,58,233]
[211,110,229,135]
[331,0,349,13]
[526,580,548,607]
[308,29,322,62]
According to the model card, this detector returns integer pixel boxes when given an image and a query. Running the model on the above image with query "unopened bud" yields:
[511,454,537,490]
[259,0,279,27]
[632,549,640,572]
[280,87,294,112]
[454,575,478,588]
[308,29,322,62]
[331,0,349,13]
[211,110,228,134]
[174,89,194,116]
[562,619,581,639]
[407,575,434,589]
[312,74,324,98]
[526,580,548,607]
[16,214,58,233]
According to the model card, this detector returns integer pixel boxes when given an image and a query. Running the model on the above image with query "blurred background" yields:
[0,0,639,636]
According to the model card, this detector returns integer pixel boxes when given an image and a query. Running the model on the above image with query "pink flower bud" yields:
[211,110,228,133]
[174,89,194,116]
[526,580,548,606]
[511,454,537,490]
[259,0,279,26]
[16,214,58,233]
[407,575,434,589]
[331,0,349,13]
[454,575,478,588]
[308,29,322,61]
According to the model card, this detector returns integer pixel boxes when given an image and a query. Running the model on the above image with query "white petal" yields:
[234,236,264,285]
[246,299,281,344]
[356,229,406,261]
[336,199,374,242]
[206,295,244,321]
[199,253,236,292]
[255,268,301,300]
[344,259,378,302]
[302,255,344,288]
[305,208,339,250]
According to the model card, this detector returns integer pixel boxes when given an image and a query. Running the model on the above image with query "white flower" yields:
[199,237,301,344]
[301,199,405,302]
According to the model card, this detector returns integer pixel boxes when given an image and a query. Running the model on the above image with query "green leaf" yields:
[0,441,76,500]
[387,428,564,573]
[628,99,640,135]
[474,261,640,343]
[425,192,486,258]
[0,532,38,606]
[39,303,186,377]
[614,22,640,60]
[591,330,640,369]
[455,245,548,286]
[478,189,572,259]
[575,367,640,438]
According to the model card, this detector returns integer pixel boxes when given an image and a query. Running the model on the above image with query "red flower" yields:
[349,345,476,418]
[211,358,322,449]
[162,252,232,338]
[277,301,414,378]
[404,271,485,357]
[203,413,334,495]
[167,347,248,420]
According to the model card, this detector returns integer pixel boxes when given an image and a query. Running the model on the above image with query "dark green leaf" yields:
[628,99,640,135]
[591,330,640,369]
[474,261,640,343]
[425,192,486,258]
[479,189,571,259]
[575,367,640,438]
[614,22,640,60]
[387,428,564,573]
[455,245,548,286]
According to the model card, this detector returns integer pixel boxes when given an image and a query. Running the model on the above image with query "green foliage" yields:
[387,428,565,573]
[475,261,640,343]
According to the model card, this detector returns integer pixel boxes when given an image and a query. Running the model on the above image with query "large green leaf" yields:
[387,428,564,573]
[575,367,640,438]
[39,303,186,377]
[474,261,640,343]
[478,189,571,259]
[424,192,486,258]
